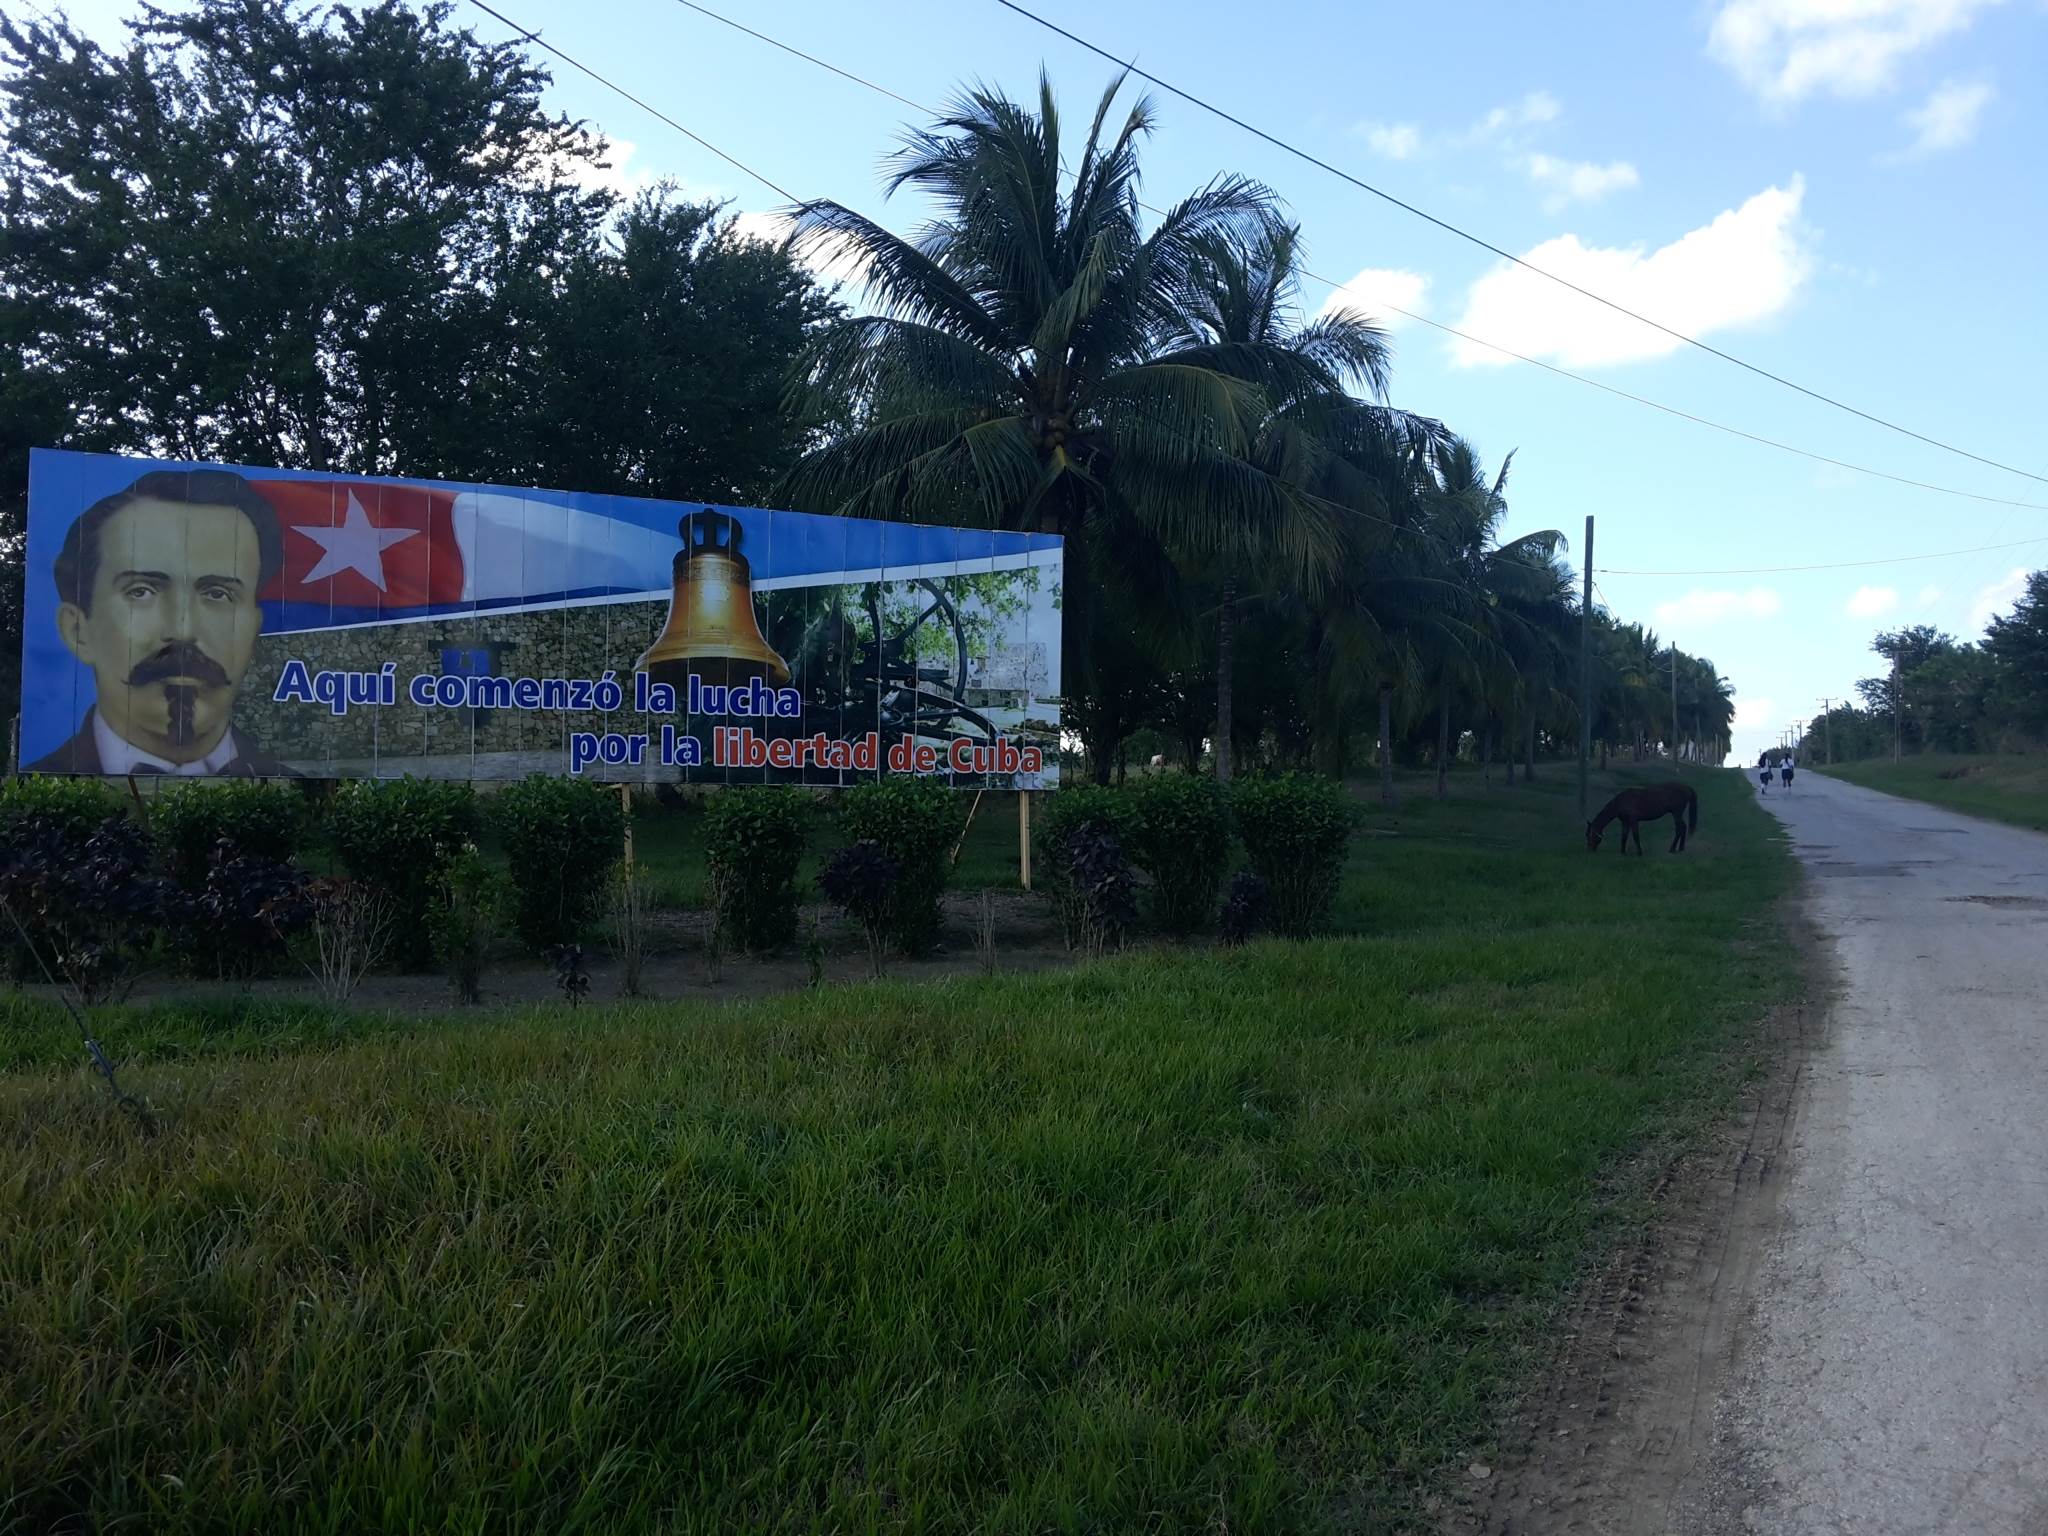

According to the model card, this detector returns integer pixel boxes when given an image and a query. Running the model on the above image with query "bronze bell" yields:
[637,509,790,688]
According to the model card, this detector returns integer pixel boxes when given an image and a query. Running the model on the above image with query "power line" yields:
[464,0,798,202]
[647,0,2047,519]
[1598,536,2048,579]
[989,0,2048,490]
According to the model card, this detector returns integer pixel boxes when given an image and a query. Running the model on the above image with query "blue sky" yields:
[47,0,2048,759]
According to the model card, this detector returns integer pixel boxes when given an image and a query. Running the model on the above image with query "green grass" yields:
[0,766,1798,1533]
[1818,752,2048,831]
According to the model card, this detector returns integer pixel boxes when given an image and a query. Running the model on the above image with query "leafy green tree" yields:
[0,0,842,741]
[1983,572,2048,740]
[778,75,1329,779]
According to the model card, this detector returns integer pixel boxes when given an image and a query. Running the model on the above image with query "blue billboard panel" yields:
[19,450,1063,787]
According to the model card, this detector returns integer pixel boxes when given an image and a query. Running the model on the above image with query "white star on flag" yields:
[294,490,419,591]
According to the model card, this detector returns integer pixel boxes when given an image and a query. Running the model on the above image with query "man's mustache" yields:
[127,643,231,688]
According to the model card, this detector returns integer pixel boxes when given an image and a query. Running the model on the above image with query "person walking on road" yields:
[1759,759,1772,794]
[1781,759,1795,791]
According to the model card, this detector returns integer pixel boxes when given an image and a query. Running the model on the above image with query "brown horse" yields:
[1586,782,1698,855]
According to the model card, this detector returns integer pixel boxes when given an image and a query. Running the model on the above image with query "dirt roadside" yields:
[1433,906,1828,1535]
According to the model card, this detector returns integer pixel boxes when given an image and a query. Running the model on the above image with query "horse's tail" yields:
[1688,789,1699,835]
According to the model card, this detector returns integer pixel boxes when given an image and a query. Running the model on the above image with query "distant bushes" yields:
[1124,773,1231,934]
[703,787,807,953]
[152,780,305,886]
[330,779,480,966]
[490,776,627,950]
[1230,774,1352,936]
[839,778,966,956]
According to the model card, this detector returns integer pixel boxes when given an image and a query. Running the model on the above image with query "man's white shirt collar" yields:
[92,710,238,775]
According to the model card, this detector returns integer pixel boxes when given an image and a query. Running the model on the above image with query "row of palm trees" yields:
[777,75,1734,791]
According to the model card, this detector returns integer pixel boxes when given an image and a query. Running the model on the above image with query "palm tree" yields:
[1421,442,1565,798]
[1149,222,1391,780]
[778,75,1331,778]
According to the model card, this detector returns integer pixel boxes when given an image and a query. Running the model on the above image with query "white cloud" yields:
[1708,0,2006,104]
[1474,90,1561,140]
[1970,566,2029,627]
[1734,695,1777,731]
[1847,584,1899,616]
[1357,121,1422,159]
[731,210,875,290]
[1916,583,1944,606]
[1317,267,1431,330]
[1888,78,1995,159]
[1450,177,1811,369]
[1524,153,1641,207]
[1654,587,1784,626]
[542,134,662,201]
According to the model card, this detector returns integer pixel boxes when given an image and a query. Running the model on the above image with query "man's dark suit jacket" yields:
[23,715,300,777]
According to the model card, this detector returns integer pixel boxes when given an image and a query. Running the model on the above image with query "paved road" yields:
[1704,770,2048,1533]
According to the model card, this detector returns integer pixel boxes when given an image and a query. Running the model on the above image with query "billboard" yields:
[17,449,1063,787]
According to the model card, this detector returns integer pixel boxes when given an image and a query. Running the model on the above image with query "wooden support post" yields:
[1018,790,1033,891]
[618,783,634,871]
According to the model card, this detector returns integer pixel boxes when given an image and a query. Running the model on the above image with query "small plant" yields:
[820,840,899,979]
[431,846,501,1005]
[549,944,590,1006]
[1219,871,1267,946]
[606,863,652,999]
[1065,821,1138,959]
[702,788,807,953]
[331,778,480,967]
[185,839,313,978]
[702,862,732,985]
[838,778,965,956]
[975,891,997,973]
[491,776,627,950]
[1124,773,1231,934]
[152,779,304,888]
[1033,784,1139,948]
[1230,774,1352,937]
[298,879,392,1003]
[802,915,826,988]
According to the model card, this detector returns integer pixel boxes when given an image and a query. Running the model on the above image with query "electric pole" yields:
[1578,516,1594,820]
[1670,646,1680,765]
[1892,652,1903,762]
[1818,698,1832,766]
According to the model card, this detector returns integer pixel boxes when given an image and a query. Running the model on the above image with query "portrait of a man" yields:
[26,468,297,776]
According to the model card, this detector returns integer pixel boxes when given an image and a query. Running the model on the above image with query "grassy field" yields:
[0,765,1798,1533]
[1818,753,2048,832]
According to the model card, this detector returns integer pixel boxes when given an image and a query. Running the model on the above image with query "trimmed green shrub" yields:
[702,788,807,954]
[329,778,480,967]
[490,776,627,950]
[838,778,966,956]
[431,847,504,1004]
[0,776,124,845]
[1230,774,1352,936]
[0,779,129,983]
[1124,773,1231,934]
[1032,784,1139,948]
[152,779,305,887]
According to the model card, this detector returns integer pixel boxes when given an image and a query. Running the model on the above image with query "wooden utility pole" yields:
[1670,646,1680,764]
[1578,516,1594,820]
[1819,697,1833,766]
[1891,654,1903,762]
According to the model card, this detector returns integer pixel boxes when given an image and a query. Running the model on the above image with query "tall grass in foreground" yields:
[0,768,1796,1533]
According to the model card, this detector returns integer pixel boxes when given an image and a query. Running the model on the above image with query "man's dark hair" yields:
[53,468,285,610]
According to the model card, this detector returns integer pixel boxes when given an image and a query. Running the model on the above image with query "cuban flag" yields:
[257,480,685,632]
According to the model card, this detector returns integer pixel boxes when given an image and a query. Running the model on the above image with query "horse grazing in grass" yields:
[1586,782,1698,855]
